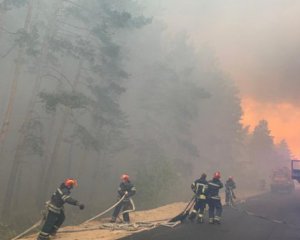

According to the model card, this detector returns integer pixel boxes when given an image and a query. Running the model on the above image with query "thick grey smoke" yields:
[141,0,300,105]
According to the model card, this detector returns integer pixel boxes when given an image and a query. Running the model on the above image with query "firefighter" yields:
[37,178,84,240]
[110,174,136,223]
[188,173,208,223]
[225,176,236,206]
[207,171,223,224]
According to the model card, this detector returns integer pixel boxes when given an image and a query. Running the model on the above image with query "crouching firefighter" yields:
[37,178,84,240]
[110,174,136,223]
[207,171,223,224]
[189,173,208,223]
[225,176,236,206]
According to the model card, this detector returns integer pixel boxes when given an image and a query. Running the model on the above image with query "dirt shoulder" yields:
[19,189,264,240]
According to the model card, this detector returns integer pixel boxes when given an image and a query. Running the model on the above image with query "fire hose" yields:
[10,196,127,240]
[59,197,177,234]
[10,196,179,239]
[118,197,136,220]
[10,209,47,240]
[82,195,126,224]
[10,219,43,240]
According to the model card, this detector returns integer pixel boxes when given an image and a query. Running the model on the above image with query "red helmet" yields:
[64,178,78,188]
[213,171,221,179]
[121,174,129,181]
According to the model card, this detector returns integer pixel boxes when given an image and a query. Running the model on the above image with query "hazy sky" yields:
[142,0,300,157]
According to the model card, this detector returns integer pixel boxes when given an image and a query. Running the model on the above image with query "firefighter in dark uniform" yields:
[37,179,84,240]
[207,171,223,224]
[189,173,208,223]
[110,174,136,223]
[225,176,236,206]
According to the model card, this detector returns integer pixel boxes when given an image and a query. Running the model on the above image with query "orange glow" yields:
[241,97,300,159]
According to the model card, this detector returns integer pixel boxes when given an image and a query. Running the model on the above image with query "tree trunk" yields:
[41,108,69,195]
[0,0,8,38]
[35,110,57,207]
[39,60,83,202]
[0,0,34,219]
[1,0,64,218]
[65,139,75,177]
[0,0,33,143]
[77,147,88,179]
[88,151,105,204]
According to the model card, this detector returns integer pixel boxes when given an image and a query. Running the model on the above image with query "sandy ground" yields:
[19,190,263,240]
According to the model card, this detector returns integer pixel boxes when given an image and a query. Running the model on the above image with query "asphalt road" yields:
[120,190,300,240]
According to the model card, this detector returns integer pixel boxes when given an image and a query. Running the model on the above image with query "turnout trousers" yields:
[208,198,222,223]
[190,198,206,219]
[194,198,206,215]
[225,189,236,204]
[37,210,65,240]
[112,199,132,222]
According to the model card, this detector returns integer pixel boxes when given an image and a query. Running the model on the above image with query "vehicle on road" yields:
[270,167,295,193]
[291,159,300,183]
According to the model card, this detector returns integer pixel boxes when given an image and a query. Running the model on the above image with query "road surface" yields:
[120,190,300,240]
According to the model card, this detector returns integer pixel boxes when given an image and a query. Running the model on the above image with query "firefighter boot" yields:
[188,210,197,222]
[110,217,116,223]
[196,213,204,223]
[50,225,59,237]
[214,216,221,224]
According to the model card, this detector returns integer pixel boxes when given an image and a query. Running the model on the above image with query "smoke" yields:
[141,0,300,105]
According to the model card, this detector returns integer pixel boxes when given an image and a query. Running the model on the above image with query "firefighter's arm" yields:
[118,186,125,197]
[66,198,85,210]
[127,186,136,197]
[61,190,84,209]
[63,195,77,205]
[191,182,196,193]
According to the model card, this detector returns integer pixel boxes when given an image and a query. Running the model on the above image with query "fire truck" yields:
[270,166,295,193]
[291,159,300,183]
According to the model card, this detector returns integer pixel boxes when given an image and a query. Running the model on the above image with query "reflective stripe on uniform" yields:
[48,203,62,214]
[62,195,70,201]
[57,188,70,202]
[196,183,207,194]
[57,188,63,195]
[198,194,206,199]
[39,231,50,237]
[211,196,220,200]
[196,183,206,188]
[209,182,220,187]
[214,216,221,221]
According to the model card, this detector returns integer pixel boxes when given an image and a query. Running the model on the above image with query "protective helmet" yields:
[213,171,221,179]
[121,174,129,181]
[64,178,78,188]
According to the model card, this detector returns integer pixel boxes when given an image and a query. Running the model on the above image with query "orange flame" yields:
[241,97,300,159]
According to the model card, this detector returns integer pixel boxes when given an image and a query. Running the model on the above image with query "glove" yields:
[79,203,85,210]
[124,191,129,196]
